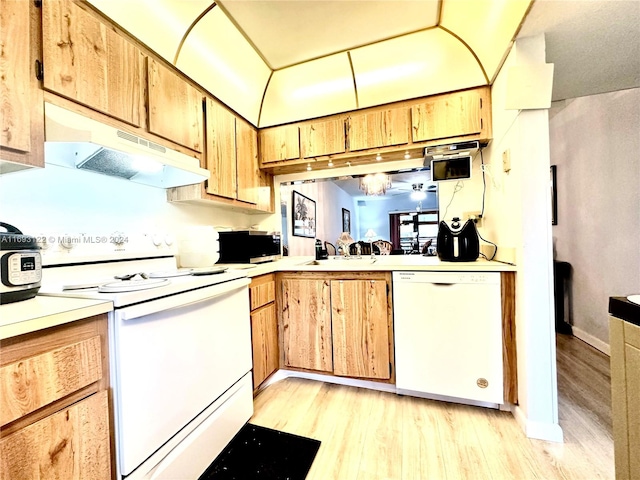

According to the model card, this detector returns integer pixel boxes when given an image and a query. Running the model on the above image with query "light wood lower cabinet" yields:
[279,272,393,382]
[610,315,640,480]
[250,274,279,390]
[0,315,112,479]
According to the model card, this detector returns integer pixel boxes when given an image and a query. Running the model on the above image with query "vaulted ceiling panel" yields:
[86,0,211,63]
[260,53,357,127]
[351,29,487,108]
[217,0,440,69]
[176,7,271,124]
[440,0,533,82]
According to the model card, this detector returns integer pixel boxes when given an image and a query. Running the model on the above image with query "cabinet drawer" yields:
[0,390,111,480]
[250,274,276,311]
[0,336,102,427]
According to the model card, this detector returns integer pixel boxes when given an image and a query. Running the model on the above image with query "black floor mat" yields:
[199,423,321,480]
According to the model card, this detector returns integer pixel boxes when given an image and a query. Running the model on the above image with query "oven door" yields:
[110,278,252,478]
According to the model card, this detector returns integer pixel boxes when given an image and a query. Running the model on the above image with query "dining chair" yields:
[324,241,336,256]
[373,240,393,255]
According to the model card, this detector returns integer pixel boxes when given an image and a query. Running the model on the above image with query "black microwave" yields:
[218,231,281,264]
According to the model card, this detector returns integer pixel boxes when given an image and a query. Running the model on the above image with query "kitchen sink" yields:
[305,257,377,266]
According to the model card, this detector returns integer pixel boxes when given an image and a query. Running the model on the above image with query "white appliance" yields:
[38,238,253,480]
[393,271,503,406]
[44,102,210,189]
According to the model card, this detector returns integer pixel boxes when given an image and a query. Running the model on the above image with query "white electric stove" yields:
[37,233,254,480]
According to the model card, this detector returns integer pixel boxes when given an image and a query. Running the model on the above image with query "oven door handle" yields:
[116,277,250,321]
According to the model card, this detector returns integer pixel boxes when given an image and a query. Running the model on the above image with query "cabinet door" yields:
[236,117,259,204]
[281,278,332,372]
[258,125,300,164]
[42,0,142,127]
[204,98,236,199]
[300,119,346,158]
[251,303,278,390]
[331,279,390,379]
[411,90,482,142]
[0,391,111,480]
[256,170,274,213]
[348,107,409,151]
[148,58,202,152]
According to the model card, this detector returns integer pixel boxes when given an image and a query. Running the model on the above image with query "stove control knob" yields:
[164,234,174,247]
[111,232,127,247]
[59,235,75,250]
[151,234,163,247]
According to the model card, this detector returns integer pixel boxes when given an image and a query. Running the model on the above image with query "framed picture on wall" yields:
[550,165,558,225]
[342,208,351,233]
[292,190,316,237]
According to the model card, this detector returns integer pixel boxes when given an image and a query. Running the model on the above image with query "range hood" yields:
[44,103,209,188]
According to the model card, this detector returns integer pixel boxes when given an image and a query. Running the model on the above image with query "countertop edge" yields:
[1,298,113,340]
[609,296,640,327]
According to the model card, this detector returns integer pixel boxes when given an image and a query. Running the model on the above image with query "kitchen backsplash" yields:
[0,163,254,238]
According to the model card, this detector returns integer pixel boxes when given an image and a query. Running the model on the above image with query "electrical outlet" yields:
[464,211,483,228]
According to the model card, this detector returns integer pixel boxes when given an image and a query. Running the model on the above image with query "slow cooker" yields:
[0,222,42,304]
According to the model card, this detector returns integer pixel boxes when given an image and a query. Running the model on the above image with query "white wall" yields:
[549,88,640,348]
[0,163,253,244]
[444,35,561,442]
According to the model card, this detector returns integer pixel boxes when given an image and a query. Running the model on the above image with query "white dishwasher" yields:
[393,271,503,406]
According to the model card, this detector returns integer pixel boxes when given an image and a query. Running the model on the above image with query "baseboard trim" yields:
[571,327,610,356]
[512,405,564,442]
[262,369,398,394]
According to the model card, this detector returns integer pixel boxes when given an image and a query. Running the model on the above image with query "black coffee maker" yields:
[436,217,480,262]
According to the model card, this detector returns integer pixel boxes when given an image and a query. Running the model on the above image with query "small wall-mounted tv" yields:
[430,155,472,182]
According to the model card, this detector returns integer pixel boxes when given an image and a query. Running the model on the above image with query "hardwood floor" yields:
[250,333,615,479]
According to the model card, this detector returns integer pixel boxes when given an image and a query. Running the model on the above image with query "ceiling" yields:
[86,0,639,126]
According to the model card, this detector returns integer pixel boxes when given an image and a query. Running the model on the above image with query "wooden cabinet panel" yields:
[0,391,111,480]
[331,280,390,379]
[42,0,142,127]
[251,303,278,390]
[204,98,236,199]
[411,90,482,142]
[625,342,640,478]
[610,316,629,480]
[0,0,44,169]
[256,170,275,213]
[0,0,30,153]
[348,107,409,151]
[300,119,346,158]
[250,274,276,311]
[148,58,202,152]
[0,336,102,427]
[258,125,300,164]
[236,117,259,204]
[281,278,332,372]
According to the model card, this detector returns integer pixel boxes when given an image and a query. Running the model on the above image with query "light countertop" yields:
[222,255,517,278]
[0,296,113,340]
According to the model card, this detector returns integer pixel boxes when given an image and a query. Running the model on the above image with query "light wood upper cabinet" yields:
[204,98,236,199]
[147,58,202,152]
[411,89,482,142]
[0,0,44,170]
[236,117,260,205]
[331,279,390,379]
[1,0,31,154]
[281,278,333,372]
[42,0,143,127]
[258,125,300,165]
[348,107,409,151]
[300,119,346,158]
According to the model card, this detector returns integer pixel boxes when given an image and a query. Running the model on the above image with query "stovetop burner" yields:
[98,277,170,293]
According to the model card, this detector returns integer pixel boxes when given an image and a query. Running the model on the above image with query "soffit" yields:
[87,0,533,127]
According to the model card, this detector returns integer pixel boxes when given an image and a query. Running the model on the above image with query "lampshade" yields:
[360,173,391,196]
[364,229,377,239]
[338,232,355,244]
